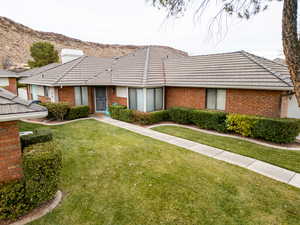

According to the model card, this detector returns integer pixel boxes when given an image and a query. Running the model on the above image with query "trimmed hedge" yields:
[109,105,300,143]
[168,107,193,124]
[0,142,62,220]
[20,128,53,149]
[66,105,90,120]
[190,109,228,132]
[252,118,300,143]
[0,180,27,220]
[133,110,169,125]
[40,102,70,121]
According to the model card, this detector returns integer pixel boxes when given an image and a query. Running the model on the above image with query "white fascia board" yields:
[0,111,48,122]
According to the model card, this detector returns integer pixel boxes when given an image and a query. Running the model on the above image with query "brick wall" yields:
[165,87,206,109]
[58,86,75,106]
[165,87,284,118]
[226,89,283,117]
[4,78,17,94]
[107,87,127,107]
[0,121,22,182]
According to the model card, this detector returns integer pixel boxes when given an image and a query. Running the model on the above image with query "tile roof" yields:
[164,51,293,90]
[0,88,47,115]
[0,69,18,78]
[20,48,293,91]
[21,57,113,86]
[18,63,60,78]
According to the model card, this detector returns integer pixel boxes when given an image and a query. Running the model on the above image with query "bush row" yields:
[0,142,62,220]
[109,105,300,143]
[109,105,169,125]
[40,102,89,121]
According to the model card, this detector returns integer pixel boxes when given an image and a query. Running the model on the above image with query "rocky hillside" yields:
[0,17,186,69]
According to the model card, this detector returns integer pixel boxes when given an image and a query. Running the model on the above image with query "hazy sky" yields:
[0,0,284,59]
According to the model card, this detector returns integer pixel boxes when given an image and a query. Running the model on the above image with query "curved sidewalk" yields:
[147,123,300,151]
[95,117,300,189]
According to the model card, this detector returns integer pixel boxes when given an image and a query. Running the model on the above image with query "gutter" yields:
[0,111,48,122]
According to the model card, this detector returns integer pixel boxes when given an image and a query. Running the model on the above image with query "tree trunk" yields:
[282,0,300,105]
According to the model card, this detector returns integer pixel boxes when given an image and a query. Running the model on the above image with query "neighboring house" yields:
[17,63,60,100]
[0,87,47,182]
[0,69,19,94]
[19,47,300,118]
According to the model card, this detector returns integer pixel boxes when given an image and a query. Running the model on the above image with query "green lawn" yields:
[18,120,300,225]
[152,125,300,173]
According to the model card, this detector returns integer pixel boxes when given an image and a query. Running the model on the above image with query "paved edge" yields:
[10,190,62,225]
[148,123,300,151]
[22,117,300,189]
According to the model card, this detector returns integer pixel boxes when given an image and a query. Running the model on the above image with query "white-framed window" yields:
[129,87,163,112]
[146,88,163,112]
[75,87,89,105]
[206,89,226,110]
[129,88,144,111]
[0,78,9,86]
[116,87,127,98]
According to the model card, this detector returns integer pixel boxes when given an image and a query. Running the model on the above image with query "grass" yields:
[18,120,300,225]
[152,125,300,173]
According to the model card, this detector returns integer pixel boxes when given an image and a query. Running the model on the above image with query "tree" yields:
[150,0,300,105]
[28,42,59,68]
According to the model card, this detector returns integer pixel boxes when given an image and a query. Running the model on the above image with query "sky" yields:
[0,0,284,59]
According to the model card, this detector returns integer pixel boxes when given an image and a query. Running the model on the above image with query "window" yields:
[129,88,144,111]
[0,78,9,86]
[129,87,163,112]
[44,86,49,97]
[206,89,226,110]
[116,87,127,98]
[75,87,88,105]
[146,88,163,112]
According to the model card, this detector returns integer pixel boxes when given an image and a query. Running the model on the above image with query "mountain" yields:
[0,17,186,69]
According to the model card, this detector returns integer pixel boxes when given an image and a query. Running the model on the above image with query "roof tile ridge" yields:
[54,56,86,86]
[240,51,292,87]
[142,47,150,86]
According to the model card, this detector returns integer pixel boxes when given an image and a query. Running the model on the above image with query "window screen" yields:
[75,87,89,105]
[206,89,226,110]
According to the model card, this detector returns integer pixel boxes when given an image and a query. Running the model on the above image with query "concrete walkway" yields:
[22,117,300,189]
[94,117,300,189]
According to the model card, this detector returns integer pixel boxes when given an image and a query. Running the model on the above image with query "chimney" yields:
[61,49,84,64]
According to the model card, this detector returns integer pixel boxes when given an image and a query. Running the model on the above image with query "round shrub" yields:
[40,102,70,121]
[226,114,257,137]
[66,105,90,120]
[0,141,62,220]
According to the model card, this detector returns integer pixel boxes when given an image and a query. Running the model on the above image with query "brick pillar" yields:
[0,121,23,182]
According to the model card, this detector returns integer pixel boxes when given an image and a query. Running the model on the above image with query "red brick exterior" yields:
[165,87,206,109]
[165,87,284,117]
[226,89,283,117]
[58,86,75,106]
[107,87,127,107]
[0,121,23,182]
[4,78,17,94]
